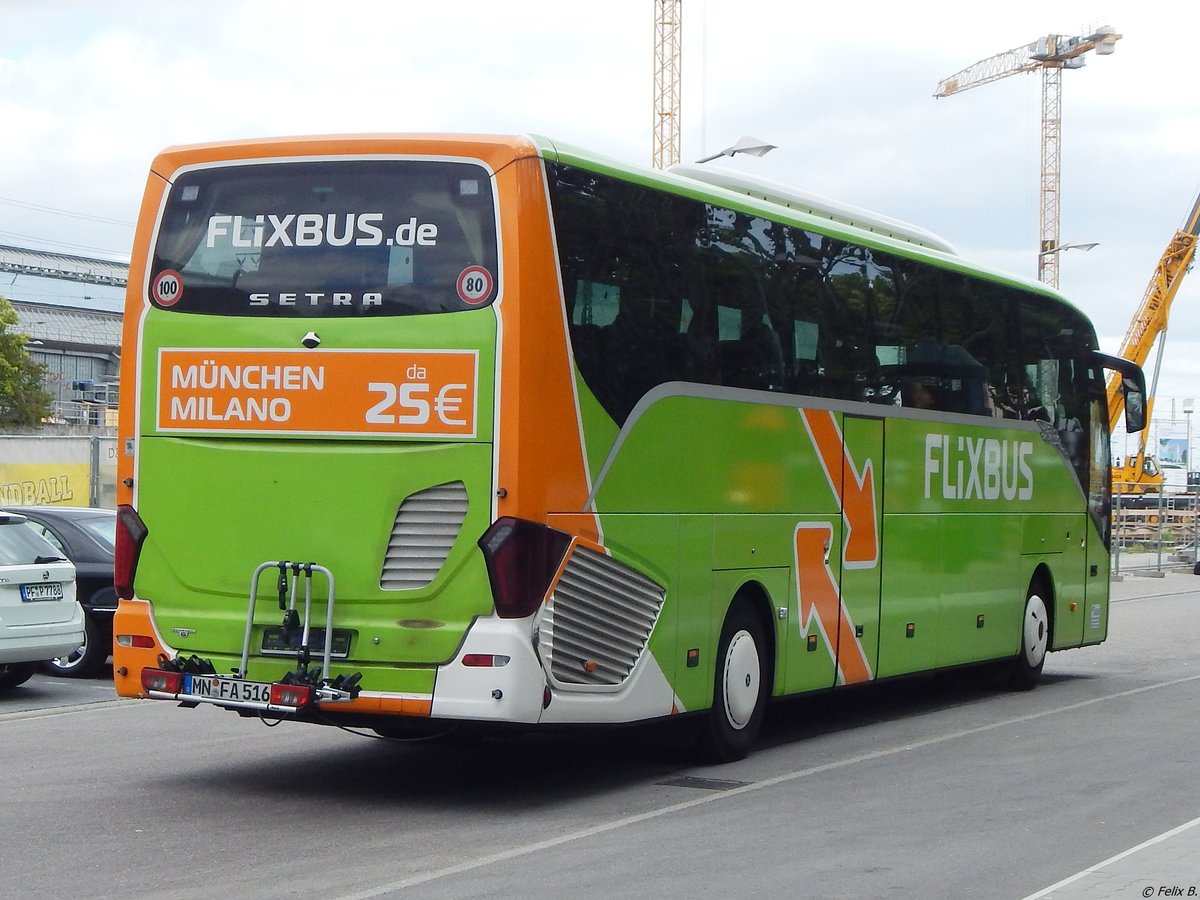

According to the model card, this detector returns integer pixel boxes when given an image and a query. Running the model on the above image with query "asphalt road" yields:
[3,574,1199,899]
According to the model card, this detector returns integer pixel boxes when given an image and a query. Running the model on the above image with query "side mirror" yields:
[1094,351,1147,433]
[1121,376,1146,432]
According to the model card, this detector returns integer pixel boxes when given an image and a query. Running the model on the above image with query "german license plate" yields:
[183,674,272,705]
[20,582,64,602]
[261,626,350,658]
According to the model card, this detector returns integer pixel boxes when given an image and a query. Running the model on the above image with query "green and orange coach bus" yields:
[112,134,1145,760]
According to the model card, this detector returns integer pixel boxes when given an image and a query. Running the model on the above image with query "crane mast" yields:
[935,27,1121,288]
[652,0,682,169]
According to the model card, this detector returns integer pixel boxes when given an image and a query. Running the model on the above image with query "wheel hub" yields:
[723,629,761,730]
[1023,594,1049,667]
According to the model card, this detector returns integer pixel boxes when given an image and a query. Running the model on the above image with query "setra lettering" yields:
[248,291,381,308]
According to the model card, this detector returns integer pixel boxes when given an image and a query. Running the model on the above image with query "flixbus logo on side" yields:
[156,348,478,438]
[923,432,1034,501]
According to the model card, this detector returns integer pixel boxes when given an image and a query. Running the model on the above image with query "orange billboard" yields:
[156,348,479,438]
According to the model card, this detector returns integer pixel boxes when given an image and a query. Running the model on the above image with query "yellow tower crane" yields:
[652,0,682,169]
[935,27,1121,288]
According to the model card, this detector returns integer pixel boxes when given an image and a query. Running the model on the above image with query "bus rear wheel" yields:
[699,603,769,763]
[1009,586,1049,691]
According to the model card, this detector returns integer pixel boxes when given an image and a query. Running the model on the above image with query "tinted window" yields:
[151,160,499,317]
[547,162,1104,501]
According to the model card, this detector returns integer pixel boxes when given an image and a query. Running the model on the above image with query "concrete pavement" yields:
[1027,571,1200,899]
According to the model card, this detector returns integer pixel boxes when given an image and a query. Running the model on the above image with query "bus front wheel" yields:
[699,602,769,763]
[1009,586,1050,690]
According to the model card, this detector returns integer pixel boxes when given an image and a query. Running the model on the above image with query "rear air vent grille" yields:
[379,482,468,590]
[540,546,665,688]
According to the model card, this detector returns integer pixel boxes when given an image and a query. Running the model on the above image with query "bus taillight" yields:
[478,517,571,618]
[141,668,183,694]
[116,634,156,649]
[114,505,148,598]
[269,683,313,709]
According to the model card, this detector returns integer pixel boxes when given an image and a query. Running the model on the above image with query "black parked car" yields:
[10,507,116,677]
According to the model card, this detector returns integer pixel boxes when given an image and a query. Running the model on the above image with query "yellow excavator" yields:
[1109,189,1200,495]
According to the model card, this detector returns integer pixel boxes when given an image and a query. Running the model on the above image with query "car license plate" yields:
[20,582,64,602]
[183,674,272,705]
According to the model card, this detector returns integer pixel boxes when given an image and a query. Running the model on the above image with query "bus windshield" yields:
[149,159,499,317]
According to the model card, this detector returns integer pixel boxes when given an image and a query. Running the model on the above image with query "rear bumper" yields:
[431,616,546,723]
[0,604,86,664]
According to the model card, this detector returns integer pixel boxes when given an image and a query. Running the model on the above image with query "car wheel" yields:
[41,613,107,678]
[0,662,37,690]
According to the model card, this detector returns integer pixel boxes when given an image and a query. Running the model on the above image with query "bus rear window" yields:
[149,159,499,316]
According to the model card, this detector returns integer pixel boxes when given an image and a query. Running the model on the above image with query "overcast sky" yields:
[2,0,1198,425]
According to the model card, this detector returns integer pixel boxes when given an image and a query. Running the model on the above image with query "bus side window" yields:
[791,320,820,395]
[993,370,1049,421]
[604,295,685,419]
[682,298,720,385]
[823,338,876,402]
[902,377,943,410]
[721,318,785,391]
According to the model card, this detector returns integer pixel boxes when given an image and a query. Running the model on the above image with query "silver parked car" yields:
[0,512,84,690]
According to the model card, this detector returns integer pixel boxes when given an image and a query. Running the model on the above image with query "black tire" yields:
[41,614,107,678]
[698,602,770,763]
[0,662,38,690]
[1009,585,1050,691]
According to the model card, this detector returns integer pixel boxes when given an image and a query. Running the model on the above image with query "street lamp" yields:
[1037,241,1098,290]
[1038,241,1100,256]
[695,136,777,164]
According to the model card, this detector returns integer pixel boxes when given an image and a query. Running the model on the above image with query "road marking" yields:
[0,698,132,724]
[1114,589,1199,604]
[331,672,1200,900]
[1020,814,1200,899]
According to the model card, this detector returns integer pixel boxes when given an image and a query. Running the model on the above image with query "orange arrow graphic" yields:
[800,408,878,567]
[794,522,872,685]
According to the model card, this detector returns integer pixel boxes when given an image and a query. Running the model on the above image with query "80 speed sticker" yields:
[456,266,494,305]
[152,270,184,307]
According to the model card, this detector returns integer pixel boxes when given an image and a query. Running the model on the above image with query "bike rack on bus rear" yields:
[241,561,356,702]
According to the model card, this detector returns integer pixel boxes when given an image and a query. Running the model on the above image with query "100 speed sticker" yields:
[152,270,184,307]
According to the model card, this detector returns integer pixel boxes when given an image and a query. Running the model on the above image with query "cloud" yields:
[2,0,1199,411]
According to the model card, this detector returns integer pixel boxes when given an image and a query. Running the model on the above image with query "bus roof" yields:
[147,133,542,179]
[669,164,959,256]
[140,132,1074,314]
